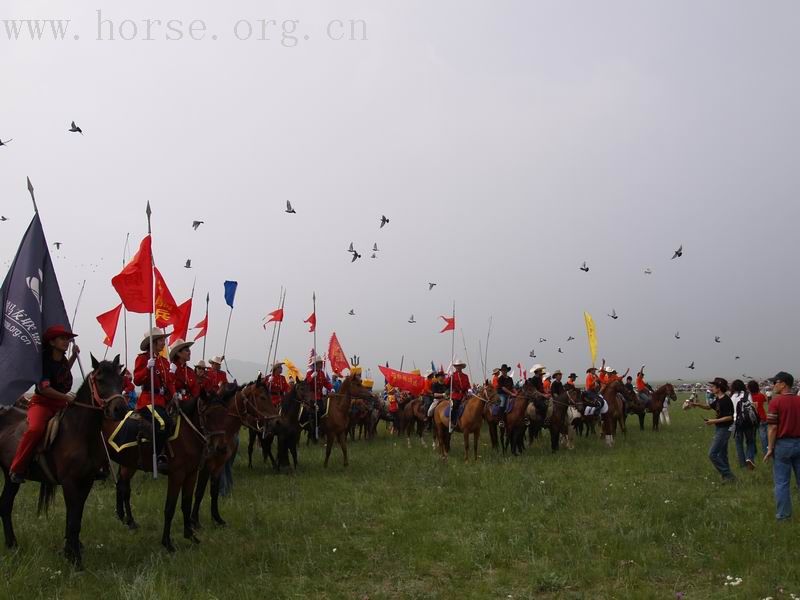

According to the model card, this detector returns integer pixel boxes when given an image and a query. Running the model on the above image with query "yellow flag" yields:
[283,358,302,383]
[583,311,598,367]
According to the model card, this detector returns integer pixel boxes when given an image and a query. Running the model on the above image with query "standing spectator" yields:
[765,372,800,520]
[731,379,757,470]
[748,380,769,456]
[692,377,736,483]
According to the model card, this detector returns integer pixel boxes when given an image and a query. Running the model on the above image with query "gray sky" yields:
[2,1,798,382]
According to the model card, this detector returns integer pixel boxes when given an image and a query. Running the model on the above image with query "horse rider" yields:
[421,370,435,415]
[194,360,215,394]
[267,362,290,408]
[491,367,500,390]
[550,370,565,397]
[446,358,471,428]
[427,371,449,418]
[9,325,80,484]
[207,356,229,392]
[496,364,515,417]
[305,356,332,416]
[584,367,604,406]
[529,364,546,393]
[134,328,177,472]
[565,372,578,389]
[635,366,652,406]
[331,373,342,393]
[170,339,200,409]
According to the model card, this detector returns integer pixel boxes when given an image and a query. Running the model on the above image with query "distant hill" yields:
[224,358,267,382]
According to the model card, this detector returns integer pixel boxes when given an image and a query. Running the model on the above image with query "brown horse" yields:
[501,391,530,456]
[482,392,501,451]
[649,384,677,431]
[433,391,486,461]
[0,356,124,569]
[600,380,635,447]
[321,374,373,468]
[401,396,427,448]
[191,380,273,528]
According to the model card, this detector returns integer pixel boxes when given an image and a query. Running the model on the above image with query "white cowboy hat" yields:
[209,355,224,365]
[140,328,170,352]
[543,372,551,379]
[552,369,563,376]
[194,360,208,369]
[603,366,613,373]
[270,362,284,371]
[452,358,466,368]
[168,339,194,361]
[530,363,546,374]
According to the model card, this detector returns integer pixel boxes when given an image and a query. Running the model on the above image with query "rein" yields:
[70,372,126,412]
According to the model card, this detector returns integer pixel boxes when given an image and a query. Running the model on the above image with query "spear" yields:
[484,316,493,377]
[312,292,319,440]
[146,202,158,479]
[448,301,456,433]
[122,232,130,370]
[271,289,287,373]
[202,292,209,360]
[264,286,283,373]
[69,279,87,378]
[460,329,474,384]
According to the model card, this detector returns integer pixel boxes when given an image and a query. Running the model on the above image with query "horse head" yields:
[198,386,234,456]
[87,354,125,416]
[664,383,677,402]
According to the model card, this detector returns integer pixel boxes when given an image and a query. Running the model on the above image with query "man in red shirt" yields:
[194,360,216,395]
[267,362,290,407]
[305,357,332,415]
[207,356,229,391]
[446,358,470,430]
[170,340,200,406]
[765,371,800,520]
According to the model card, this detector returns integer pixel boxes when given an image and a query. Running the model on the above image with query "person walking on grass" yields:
[731,379,758,470]
[749,380,769,456]
[764,372,800,521]
[691,377,736,483]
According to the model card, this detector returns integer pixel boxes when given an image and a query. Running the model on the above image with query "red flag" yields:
[169,298,193,345]
[96,303,123,347]
[327,333,350,375]
[111,235,153,313]
[192,314,208,341]
[153,268,180,328]
[439,315,455,333]
[304,311,316,333]
[378,366,425,395]
[263,308,284,329]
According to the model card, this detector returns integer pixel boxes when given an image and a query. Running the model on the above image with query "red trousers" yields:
[10,397,64,475]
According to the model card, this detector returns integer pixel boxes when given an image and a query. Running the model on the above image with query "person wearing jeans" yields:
[749,380,769,455]
[731,379,757,470]
[692,377,735,482]
[765,372,800,520]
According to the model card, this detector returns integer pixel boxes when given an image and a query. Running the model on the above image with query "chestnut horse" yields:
[600,380,636,447]
[649,384,677,431]
[401,396,427,448]
[433,391,486,461]
[501,391,530,456]
[191,380,272,528]
[0,356,124,569]
[321,375,373,468]
[482,391,501,451]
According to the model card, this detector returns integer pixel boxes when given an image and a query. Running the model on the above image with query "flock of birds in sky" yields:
[0,123,749,377]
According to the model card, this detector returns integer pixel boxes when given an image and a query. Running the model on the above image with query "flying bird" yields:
[380,215,389,228]
[408,314,416,324]
[348,309,355,316]
[370,253,377,259]
[372,243,379,252]
[53,242,62,250]
[608,309,618,320]
[350,251,362,263]
[714,336,721,343]
[644,268,653,275]
[558,347,563,354]
[428,282,437,291]
[347,242,354,253]
[687,361,695,370]
[675,331,681,340]
[735,356,741,360]
[0,138,12,147]
[538,338,547,343]
[567,336,575,342]
[0,216,7,222]
[529,350,537,358]
[285,200,296,214]
[672,244,683,259]
[184,259,192,269]
[580,261,589,273]
[68,121,83,135]
[191,221,204,230]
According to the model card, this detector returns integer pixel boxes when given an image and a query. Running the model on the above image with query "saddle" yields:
[31,410,66,484]
[443,402,465,426]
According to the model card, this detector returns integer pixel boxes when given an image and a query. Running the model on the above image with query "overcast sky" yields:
[1,1,798,382]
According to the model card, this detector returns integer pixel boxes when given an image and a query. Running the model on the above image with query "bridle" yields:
[70,372,126,413]
[228,383,278,432]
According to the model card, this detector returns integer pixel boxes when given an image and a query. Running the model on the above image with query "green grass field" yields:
[2,395,799,599]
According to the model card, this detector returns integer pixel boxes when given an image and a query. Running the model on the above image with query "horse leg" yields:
[247,429,256,468]
[338,432,349,467]
[463,431,470,462]
[473,430,479,461]
[62,480,92,570]
[209,473,226,526]
[323,432,334,468]
[161,474,182,552]
[265,434,279,472]
[653,410,660,432]
[191,465,211,529]
[638,413,645,431]
[182,471,200,543]
[0,473,21,549]
[290,432,299,469]
[117,468,138,530]
[550,425,559,453]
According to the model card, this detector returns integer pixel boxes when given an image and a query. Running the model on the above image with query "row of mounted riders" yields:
[0,356,377,570]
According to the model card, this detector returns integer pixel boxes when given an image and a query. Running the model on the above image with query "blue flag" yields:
[0,214,70,406]
[223,280,238,308]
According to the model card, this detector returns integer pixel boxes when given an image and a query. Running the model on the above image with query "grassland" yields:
[1,395,799,599]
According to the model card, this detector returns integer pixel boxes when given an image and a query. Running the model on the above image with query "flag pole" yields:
[222,305,234,377]
[460,329,474,384]
[477,339,486,384]
[264,286,282,373]
[70,279,87,379]
[202,293,209,360]
[484,316,493,377]
[399,355,404,372]
[313,292,318,441]
[449,301,456,433]
[122,233,130,371]
[146,202,158,479]
[271,289,287,372]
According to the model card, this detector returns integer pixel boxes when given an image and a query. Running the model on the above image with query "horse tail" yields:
[37,480,57,516]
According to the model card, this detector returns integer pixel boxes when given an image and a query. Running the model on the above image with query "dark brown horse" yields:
[501,391,530,456]
[649,384,677,431]
[0,356,124,569]
[191,380,272,528]
[401,396,427,448]
[600,380,636,447]
[321,374,373,467]
[482,389,501,451]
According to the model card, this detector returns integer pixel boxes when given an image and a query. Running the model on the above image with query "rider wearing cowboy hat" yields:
[170,339,200,407]
[445,359,471,427]
[207,356,229,392]
[584,366,603,405]
[9,325,80,484]
[267,362,290,407]
[305,356,332,415]
[550,370,564,397]
[529,364,546,394]
[194,360,215,394]
[496,364,515,415]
